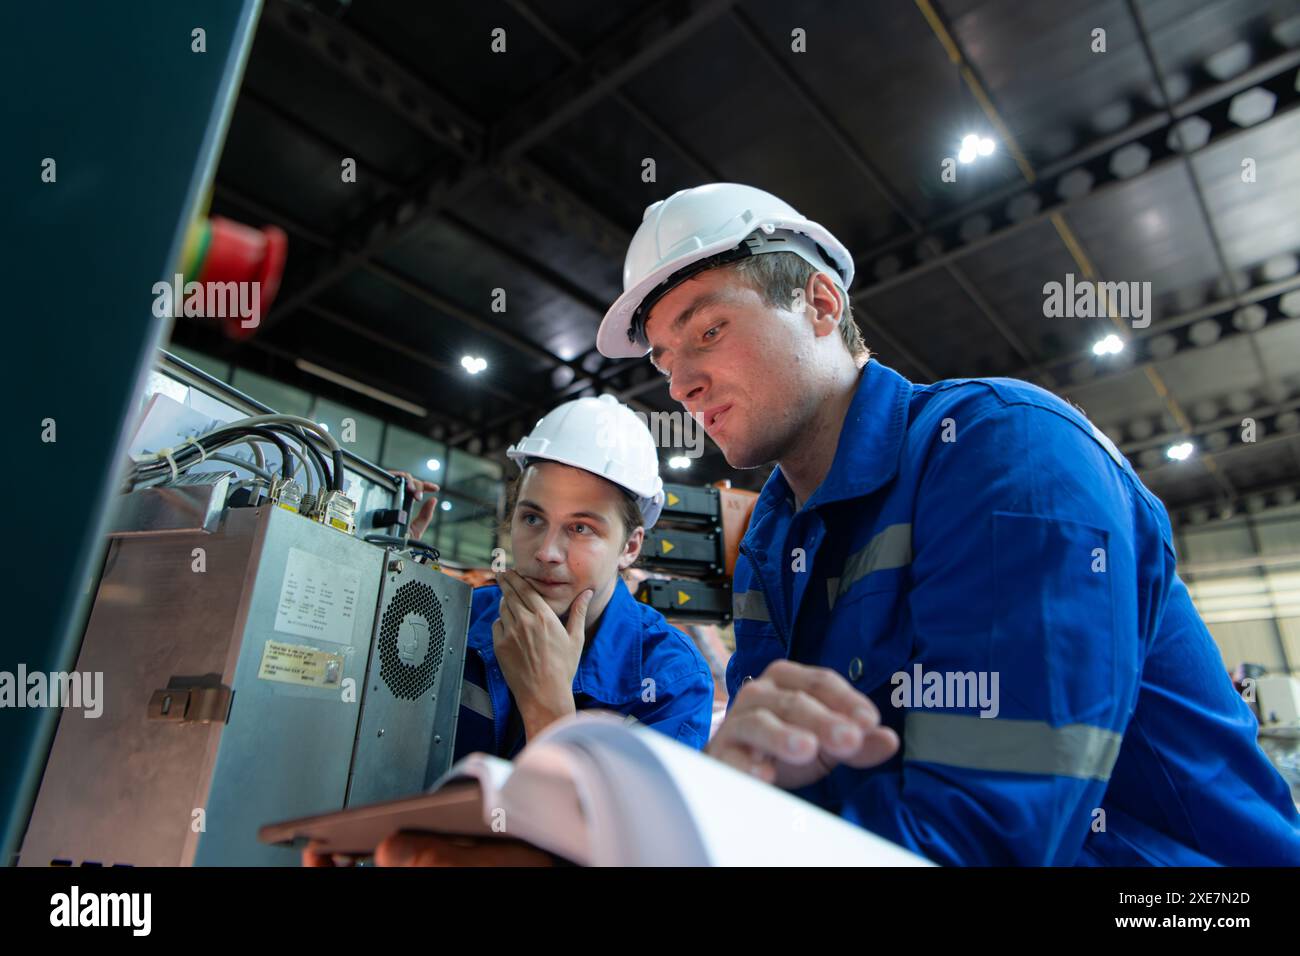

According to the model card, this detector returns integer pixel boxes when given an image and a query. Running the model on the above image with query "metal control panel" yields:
[19,504,469,867]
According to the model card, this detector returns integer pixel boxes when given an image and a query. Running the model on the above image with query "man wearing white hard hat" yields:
[307,396,714,866]
[595,182,1300,866]
[447,394,713,761]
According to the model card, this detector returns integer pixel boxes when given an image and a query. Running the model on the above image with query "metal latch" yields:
[148,685,233,723]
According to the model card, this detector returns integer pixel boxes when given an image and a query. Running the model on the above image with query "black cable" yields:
[284,425,333,490]
[363,534,440,563]
[291,427,342,492]
[331,450,345,491]
[232,426,294,480]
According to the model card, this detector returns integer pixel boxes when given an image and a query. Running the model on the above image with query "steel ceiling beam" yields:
[912,0,1247,503]
[730,5,1047,385]
[1124,396,1300,460]
[212,183,642,416]
[1049,275,1300,397]
[228,93,637,397]
[259,0,736,331]
[503,0,722,183]
[213,183,569,370]
[1125,0,1277,402]
[853,50,1300,300]
[859,46,1300,263]
[1168,476,1300,526]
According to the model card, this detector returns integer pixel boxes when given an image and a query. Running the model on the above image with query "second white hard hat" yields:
[597,182,855,359]
[506,394,666,529]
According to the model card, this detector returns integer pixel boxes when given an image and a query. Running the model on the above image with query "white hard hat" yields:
[597,182,855,359]
[506,394,666,529]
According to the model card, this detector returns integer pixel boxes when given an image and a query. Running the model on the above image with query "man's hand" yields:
[391,470,440,539]
[706,659,899,789]
[493,570,593,739]
[376,832,557,866]
[302,834,557,866]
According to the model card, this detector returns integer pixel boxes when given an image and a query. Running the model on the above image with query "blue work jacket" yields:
[729,359,1300,865]
[454,578,714,761]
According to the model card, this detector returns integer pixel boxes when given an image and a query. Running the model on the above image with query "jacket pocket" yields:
[991,511,1115,727]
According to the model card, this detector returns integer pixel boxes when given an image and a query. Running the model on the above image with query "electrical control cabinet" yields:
[20,503,469,867]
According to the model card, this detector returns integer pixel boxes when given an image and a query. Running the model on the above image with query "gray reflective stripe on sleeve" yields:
[460,680,493,719]
[837,523,912,598]
[733,589,770,623]
[903,712,1122,781]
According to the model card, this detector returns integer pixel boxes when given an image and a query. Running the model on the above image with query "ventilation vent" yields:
[378,580,446,700]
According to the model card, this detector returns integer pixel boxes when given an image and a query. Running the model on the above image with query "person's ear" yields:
[619,527,645,570]
[806,272,843,340]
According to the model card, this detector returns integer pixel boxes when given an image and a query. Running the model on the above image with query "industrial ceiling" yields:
[171,0,1300,524]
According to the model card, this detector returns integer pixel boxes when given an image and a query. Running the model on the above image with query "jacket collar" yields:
[745,359,913,544]
[573,577,644,704]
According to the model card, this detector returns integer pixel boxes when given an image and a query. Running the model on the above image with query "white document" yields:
[262,711,933,867]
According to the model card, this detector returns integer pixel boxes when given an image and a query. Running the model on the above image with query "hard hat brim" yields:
[596,237,737,359]
[596,219,855,359]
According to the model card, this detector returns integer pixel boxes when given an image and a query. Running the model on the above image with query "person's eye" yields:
[522,513,540,526]
[703,322,724,341]
[572,523,592,535]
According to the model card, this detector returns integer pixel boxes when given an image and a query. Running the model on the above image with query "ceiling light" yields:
[1092,334,1124,356]
[1166,442,1194,461]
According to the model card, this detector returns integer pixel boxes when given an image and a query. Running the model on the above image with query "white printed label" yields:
[274,547,360,644]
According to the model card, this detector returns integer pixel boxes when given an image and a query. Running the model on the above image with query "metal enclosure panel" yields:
[193,507,385,865]
[347,560,470,805]
[19,511,261,866]
[3,0,264,868]
[107,472,233,537]
[19,507,387,866]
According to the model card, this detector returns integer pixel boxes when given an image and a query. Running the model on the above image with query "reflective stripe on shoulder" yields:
[903,711,1122,781]
[1089,420,1127,468]
[838,523,912,598]
[460,680,493,719]
[733,589,770,623]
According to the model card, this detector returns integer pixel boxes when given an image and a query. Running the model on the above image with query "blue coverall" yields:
[454,578,715,760]
[729,359,1300,865]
